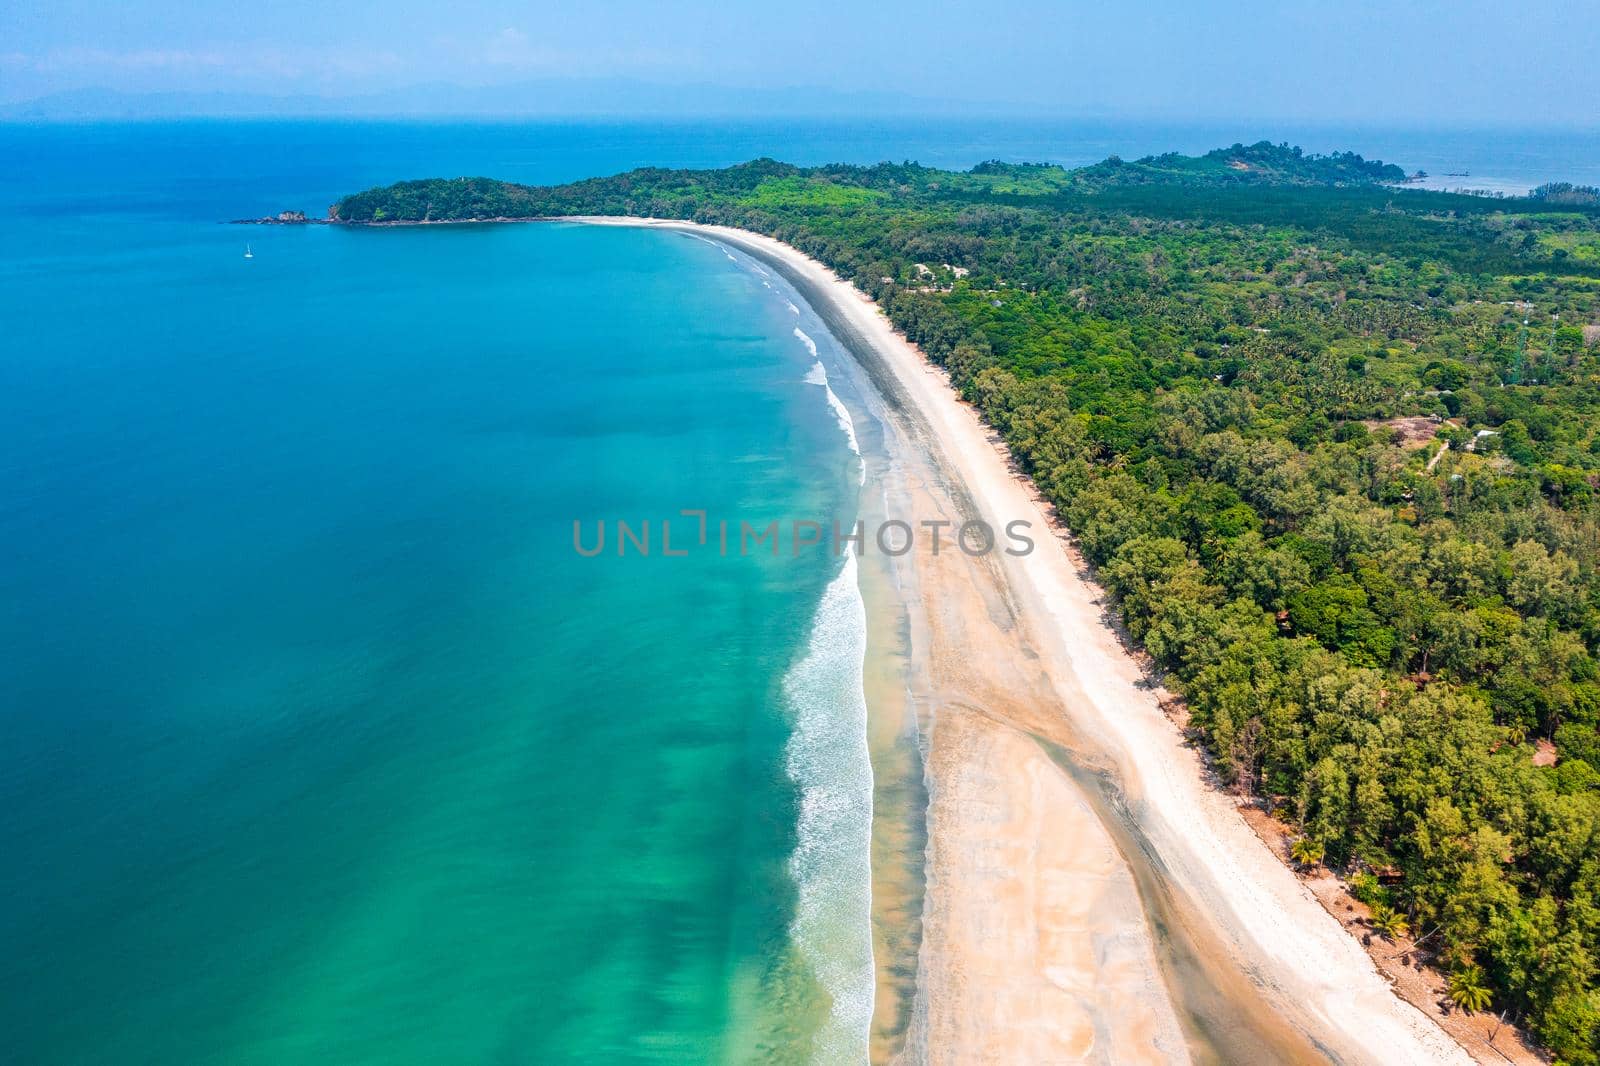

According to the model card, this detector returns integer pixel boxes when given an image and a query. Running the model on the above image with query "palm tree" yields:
[1448,965,1494,1014]
[1370,903,1410,941]
[1289,836,1325,870]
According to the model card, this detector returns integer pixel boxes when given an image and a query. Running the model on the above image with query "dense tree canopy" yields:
[338,142,1600,1061]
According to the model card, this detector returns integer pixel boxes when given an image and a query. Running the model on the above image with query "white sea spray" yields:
[783,551,875,1065]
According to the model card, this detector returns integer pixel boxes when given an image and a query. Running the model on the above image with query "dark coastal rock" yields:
[230,209,329,225]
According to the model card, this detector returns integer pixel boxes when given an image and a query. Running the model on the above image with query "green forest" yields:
[338,142,1600,1062]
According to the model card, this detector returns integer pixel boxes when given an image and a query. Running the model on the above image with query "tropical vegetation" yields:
[337,141,1600,1061]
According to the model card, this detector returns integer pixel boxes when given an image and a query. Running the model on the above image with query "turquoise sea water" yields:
[1,119,1596,1064]
[0,161,873,1062]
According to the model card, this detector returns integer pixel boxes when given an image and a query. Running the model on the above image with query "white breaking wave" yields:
[686,234,741,266]
[784,551,875,1065]
[786,299,801,315]
[793,326,819,360]
[685,233,733,257]
[795,328,863,483]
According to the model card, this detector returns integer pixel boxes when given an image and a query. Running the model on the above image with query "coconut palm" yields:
[1370,903,1410,941]
[1289,836,1325,869]
[1448,965,1494,1014]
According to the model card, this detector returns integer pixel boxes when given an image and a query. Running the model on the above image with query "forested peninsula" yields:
[337,142,1600,1061]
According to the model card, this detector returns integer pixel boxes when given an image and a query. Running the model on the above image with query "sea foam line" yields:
[795,328,864,484]
[793,323,819,356]
[784,550,876,1065]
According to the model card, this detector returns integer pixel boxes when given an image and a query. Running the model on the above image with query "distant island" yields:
[325,141,1415,224]
[321,140,1600,1064]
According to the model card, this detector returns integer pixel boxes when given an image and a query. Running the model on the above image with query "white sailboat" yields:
[244,244,254,259]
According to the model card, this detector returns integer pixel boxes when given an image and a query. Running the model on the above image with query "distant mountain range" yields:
[0,79,1054,121]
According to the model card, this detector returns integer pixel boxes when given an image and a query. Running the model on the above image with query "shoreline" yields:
[358,210,1482,1061]
[635,217,1477,1064]
[696,222,1309,1063]
[778,233,1194,1062]
[260,208,1490,1060]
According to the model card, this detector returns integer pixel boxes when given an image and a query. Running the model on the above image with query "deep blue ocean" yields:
[0,117,1595,1064]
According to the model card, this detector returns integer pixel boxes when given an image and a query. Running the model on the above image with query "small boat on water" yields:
[244,244,254,259]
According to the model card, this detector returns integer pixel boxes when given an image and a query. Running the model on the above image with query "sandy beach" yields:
[571,217,1474,1064]
[846,346,1191,1064]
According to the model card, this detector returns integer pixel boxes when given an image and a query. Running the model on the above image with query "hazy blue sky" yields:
[4,0,1598,122]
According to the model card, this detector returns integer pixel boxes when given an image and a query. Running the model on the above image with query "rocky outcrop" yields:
[230,209,328,225]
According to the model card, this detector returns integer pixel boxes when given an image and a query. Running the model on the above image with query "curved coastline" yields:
[731,222,1195,1064]
[300,208,1481,1060]
[566,216,1478,1065]
[297,209,1478,1060]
